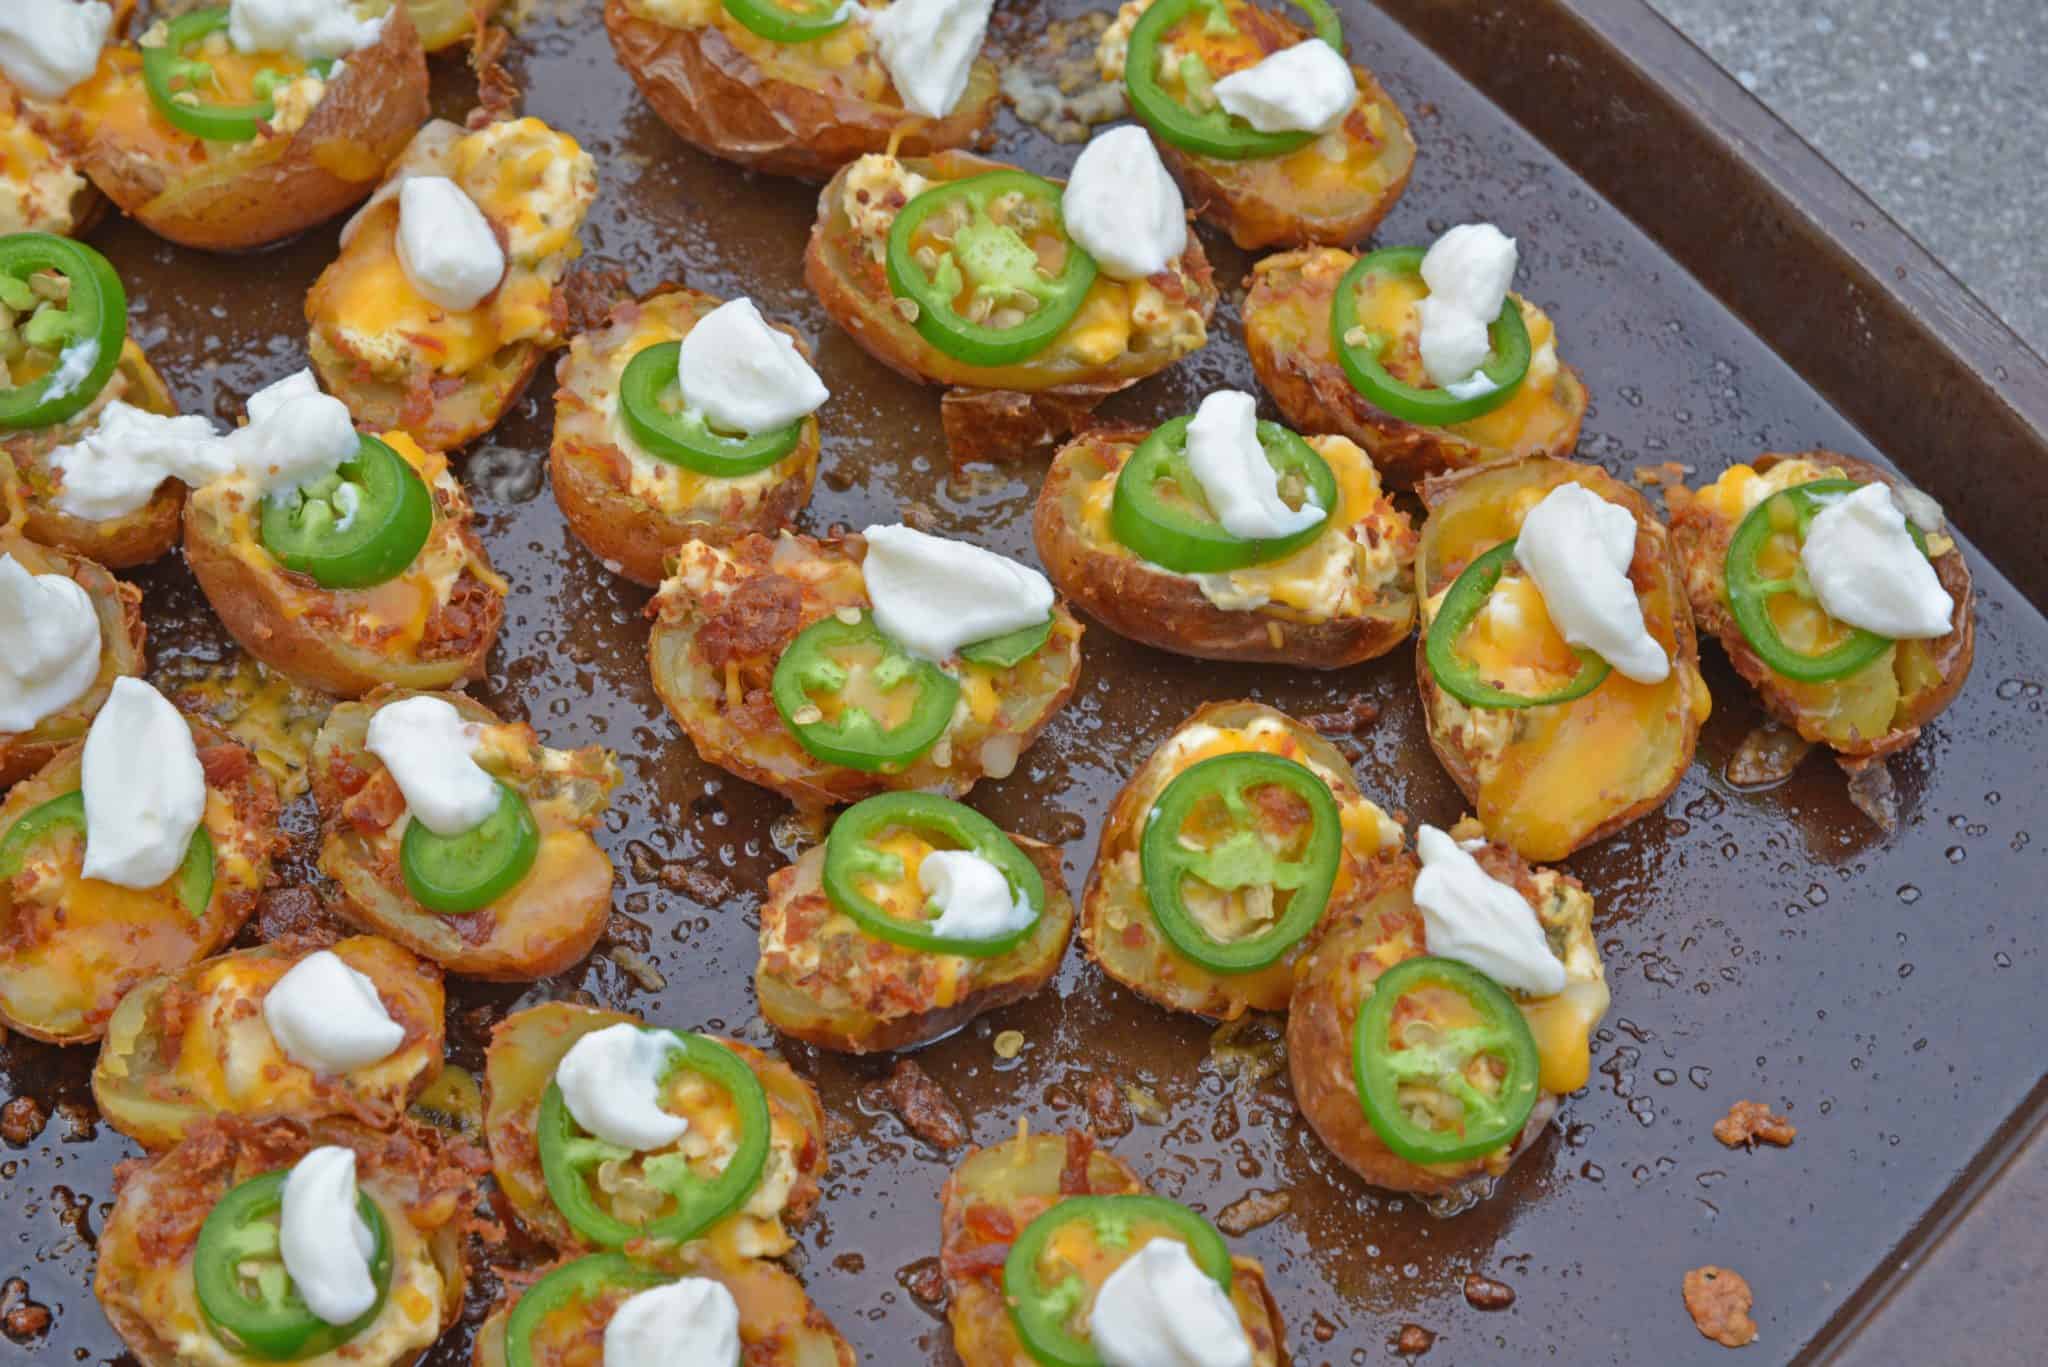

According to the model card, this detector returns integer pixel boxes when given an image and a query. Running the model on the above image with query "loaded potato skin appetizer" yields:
[1245,225,1588,490]
[941,1130,1287,1366]
[1286,819,1610,1198]
[756,794,1074,1054]
[94,1114,480,1367]
[1416,456,1710,862]
[93,935,446,1151]
[552,286,823,587]
[1097,0,1415,250]
[311,688,621,981]
[483,1002,829,1262]
[648,527,1084,807]
[0,679,279,1044]
[0,531,145,789]
[1034,393,1417,667]
[1666,451,1972,761]
[308,115,599,451]
[1082,700,1405,1020]
[604,0,1000,182]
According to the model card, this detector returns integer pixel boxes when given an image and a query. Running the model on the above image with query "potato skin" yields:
[393,0,507,53]
[0,534,144,789]
[1244,247,1588,490]
[756,833,1073,1054]
[1667,451,1974,760]
[64,8,430,251]
[604,0,998,181]
[0,79,103,236]
[551,287,818,587]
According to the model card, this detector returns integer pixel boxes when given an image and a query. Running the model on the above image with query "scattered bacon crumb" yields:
[1632,461,1693,488]
[1684,1266,1758,1348]
[0,1097,45,1146]
[562,266,635,336]
[1305,695,1381,735]
[1713,1100,1797,1150]
[1217,1188,1290,1236]
[1463,1273,1517,1310]
[881,1060,969,1151]
[1084,1075,1131,1138]
[468,24,520,126]
[1392,1323,1436,1355]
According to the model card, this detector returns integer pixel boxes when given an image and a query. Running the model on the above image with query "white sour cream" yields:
[79,677,206,892]
[363,695,500,838]
[0,0,112,101]
[1089,1238,1252,1367]
[263,950,406,1075]
[1415,223,1519,392]
[554,1023,689,1152]
[1412,825,1567,996]
[1212,38,1355,135]
[860,524,1055,664]
[1061,125,1186,282]
[1800,482,1954,639]
[1183,390,1325,541]
[676,298,829,437]
[864,0,994,119]
[227,0,387,62]
[396,176,506,312]
[920,849,1035,942]
[603,1277,742,1367]
[0,554,101,734]
[1512,481,1669,685]
[278,1146,380,1325]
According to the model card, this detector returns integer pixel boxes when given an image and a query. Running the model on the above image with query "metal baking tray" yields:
[6,0,2047,1362]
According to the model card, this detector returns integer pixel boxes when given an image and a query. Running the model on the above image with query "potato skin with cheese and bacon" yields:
[0,532,144,789]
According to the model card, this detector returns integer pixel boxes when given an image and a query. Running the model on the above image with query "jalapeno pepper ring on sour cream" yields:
[260,435,435,590]
[1425,539,1613,710]
[823,792,1045,958]
[1140,752,1342,973]
[192,1169,395,1361]
[1003,1194,1235,1366]
[720,0,852,44]
[399,780,540,915]
[884,170,1098,369]
[772,611,962,771]
[1111,414,1337,574]
[537,1029,771,1249]
[142,7,335,144]
[0,233,127,432]
[1331,247,1531,427]
[618,340,804,477]
[1124,0,1347,160]
[0,789,216,918]
[504,1253,671,1367]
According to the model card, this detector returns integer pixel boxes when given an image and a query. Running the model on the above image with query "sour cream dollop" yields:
[1183,390,1326,542]
[227,0,387,63]
[396,176,506,313]
[920,849,1035,943]
[1412,825,1567,997]
[1512,481,1670,685]
[675,298,829,437]
[554,1023,688,1153]
[864,0,994,120]
[1089,1238,1252,1367]
[1212,38,1356,136]
[263,950,406,1075]
[1799,482,1955,639]
[278,1147,381,1325]
[1061,125,1186,282]
[860,524,1055,664]
[80,677,206,891]
[0,554,101,734]
[363,695,500,838]
[0,0,113,102]
[603,1277,742,1367]
[1415,223,1519,395]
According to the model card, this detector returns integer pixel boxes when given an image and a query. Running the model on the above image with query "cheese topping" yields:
[554,1022,689,1152]
[1513,482,1669,685]
[227,0,387,62]
[1415,223,1519,393]
[1183,390,1325,541]
[0,553,99,733]
[1413,825,1567,996]
[363,695,499,837]
[262,950,405,1075]
[1799,482,1954,639]
[278,1146,380,1325]
[1212,38,1355,136]
[1061,125,1186,283]
[603,1277,742,1367]
[80,678,206,891]
[396,176,507,312]
[920,849,1034,942]
[863,0,993,119]
[0,97,88,234]
[677,298,829,436]
[1090,1238,1251,1367]
[860,523,1055,663]
[0,0,112,101]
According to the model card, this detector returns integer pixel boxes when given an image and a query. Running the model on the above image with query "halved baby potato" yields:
[940,1129,1288,1366]
[551,286,819,587]
[1416,457,1710,862]
[0,716,278,1044]
[94,1115,478,1367]
[1666,451,1973,760]
[1287,820,1610,1198]
[647,531,1085,807]
[92,934,446,1150]
[0,532,144,788]
[311,688,620,981]
[483,1002,829,1262]
[1244,246,1588,489]
[604,0,999,181]
[1082,700,1406,1020]
[1034,422,1417,667]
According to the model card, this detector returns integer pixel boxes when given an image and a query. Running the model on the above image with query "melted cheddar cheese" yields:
[0,85,85,235]
[68,32,327,179]
[627,0,894,101]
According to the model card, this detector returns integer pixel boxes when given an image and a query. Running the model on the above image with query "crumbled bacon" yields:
[1713,1100,1797,1150]
[696,575,803,670]
[1684,1266,1758,1348]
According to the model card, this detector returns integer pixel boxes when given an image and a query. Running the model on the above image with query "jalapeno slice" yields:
[1003,1194,1234,1367]
[1331,247,1531,427]
[193,1169,394,1361]
[958,617,1053,668]
[143,8,334,144]
[1110,414,1336,574]
[771,611,960,771]
[259,435,434,590]
[399,780,540,914]
[1351,955,1540,1165]
[0,789,215,917]
[1124,0,1347,160]
[884,170,1098,369]
[617,340,804,477]
[822,792,1044,958]
[1725,477,1932,683]
[504,1253,670,1367]
[721,0,851,44]
[1425,539,1613,710]
[0,233,127,431]
[537,1029,771,1249]
[1139,752,1342,974]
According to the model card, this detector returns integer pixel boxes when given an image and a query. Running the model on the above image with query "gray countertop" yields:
[1646,0,2046,357]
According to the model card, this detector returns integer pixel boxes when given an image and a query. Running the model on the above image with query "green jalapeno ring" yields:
[504,1253,671,1367]
[0,233,128,431]
[1139,752,1343,974]
[193,1169,394,1361]
[536,1029,772,1249]
[957,617,1054,668]
[821,792,1045,959]
[0,788,215,918]
[1003,1194,1234,1367]
[1351,954,1541,1166]
[720,0,851,44]
[1724,477,1934,684]
[1124,0,1348,162]
[399,780,540,915]
[1330,248,1532,427]
[883,171,1098,370]
[770,612,960,772]
[142,8,337,143]
[617,340,806,477]
[1424,539,1613,711]
[1110,414,1337,574]
[259,435,435,590]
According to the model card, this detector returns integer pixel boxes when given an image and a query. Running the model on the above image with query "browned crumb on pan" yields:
[0,1096,47,1146]
[1684,1266,1758,1348]
[1713,1100,1797,1150]
[1392,1323,1436,1355]
[881,1059,970,1151]
[468,24,520,126]
[1216,1187,1291,1236]
[1305,695,1382,736]
[1463,1272,1517,1310]
[1084,1074,1132,1138]
[1633,461,1694,489]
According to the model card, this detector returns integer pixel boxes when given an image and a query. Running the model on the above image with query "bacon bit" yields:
[468,24,520,126]
[0,1280,49,1344]
[1216,1188,1290,1236]
[0,1097,46,1146]
[1713,1100,1797,1150]
[1463,1273,1517,1310]
[1084,1075,1131,1138]
[197,742,253,790]
[1392,1324,1436,1356]
[1057,1130,1097,1195]
[1725,722,1815,789]
[881,1060,970,1151]
[561,265,636,336]
[897,1256,947,1306]
[1684,1266,1758,1348]
[1632,461,1693,489]
[1305,696,1381,735]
